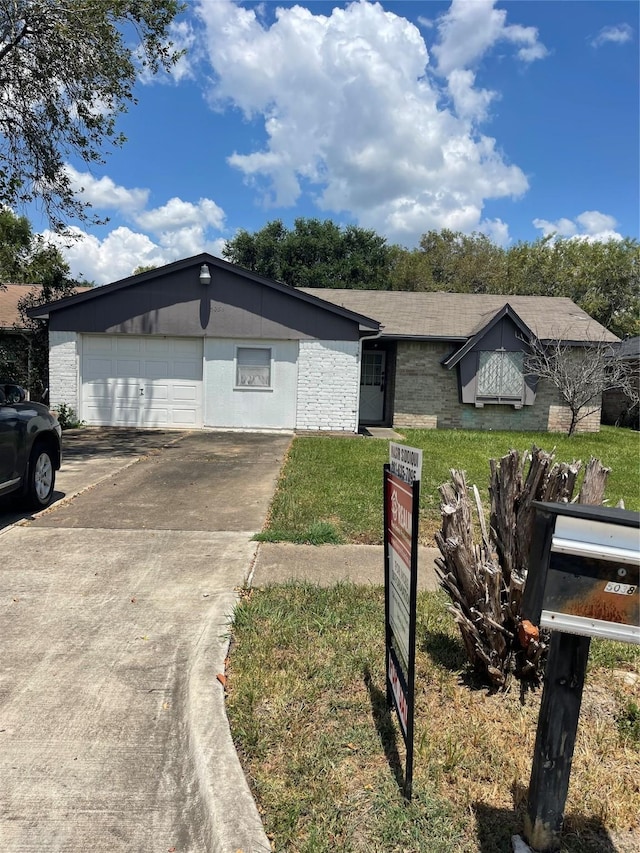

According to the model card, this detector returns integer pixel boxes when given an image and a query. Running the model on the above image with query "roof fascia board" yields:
[442,303,533,369]
[26,252,380,331]
[378,334,467,343]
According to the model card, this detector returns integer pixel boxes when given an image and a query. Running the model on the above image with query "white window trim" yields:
[234,345,274,392]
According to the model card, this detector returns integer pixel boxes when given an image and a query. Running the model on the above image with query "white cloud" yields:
[44,226,169,283]
[196,0,531,245]
[137,19,199,84]
[533,211,622,242]
[479,217,510,246]
[44,223,226,285]
[433,0,548,75]
[65,165,148,213]
[135,197,225,232]
[591,24,634,48]
[446,68,497,123]
[47,169,227,283]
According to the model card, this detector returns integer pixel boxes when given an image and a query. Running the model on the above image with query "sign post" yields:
[522,502,639,851]
[384,442,422,800]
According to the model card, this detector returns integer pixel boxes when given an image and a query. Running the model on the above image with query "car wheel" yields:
[26,446,55,509]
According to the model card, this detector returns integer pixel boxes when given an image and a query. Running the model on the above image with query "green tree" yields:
[0,210,82,398]
[506,237,640,337]
[389,230,506,293]
[0,0,183,228]
[223,218,394,289]
[390,229,638,337]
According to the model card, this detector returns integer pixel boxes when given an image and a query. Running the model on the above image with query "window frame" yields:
[475,348,525,407]
[234,345,273,391]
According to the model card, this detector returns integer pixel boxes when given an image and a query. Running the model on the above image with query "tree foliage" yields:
[390,231,639,338]
[0,210,81,398]
[0,0,183,228]
[223,218,394,289]
[226,218,637,337]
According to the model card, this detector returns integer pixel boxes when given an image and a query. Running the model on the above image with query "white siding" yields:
[204,339,298,429]
[49,331,79,412]
[296,340,360,431]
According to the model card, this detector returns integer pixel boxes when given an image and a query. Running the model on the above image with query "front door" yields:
[360,350,385,423]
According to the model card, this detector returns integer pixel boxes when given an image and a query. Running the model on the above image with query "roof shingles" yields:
[300,289,618,343]
[0,284,37,329]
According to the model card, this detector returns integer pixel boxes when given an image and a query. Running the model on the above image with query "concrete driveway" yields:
[0,429,289,852]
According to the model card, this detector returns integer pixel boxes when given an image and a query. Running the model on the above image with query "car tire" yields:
[25,445,56,509]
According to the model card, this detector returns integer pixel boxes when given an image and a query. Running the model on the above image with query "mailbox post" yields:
[522,502,639,851]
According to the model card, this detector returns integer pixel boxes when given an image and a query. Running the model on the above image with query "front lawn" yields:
[259,427,640,545]
[226,583,640,852]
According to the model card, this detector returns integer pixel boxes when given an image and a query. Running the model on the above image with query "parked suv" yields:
[0,383,62,509]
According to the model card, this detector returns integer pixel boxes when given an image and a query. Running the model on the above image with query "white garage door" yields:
[81,335,203,428]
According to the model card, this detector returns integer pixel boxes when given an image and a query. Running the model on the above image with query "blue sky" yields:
[40,0,638,284]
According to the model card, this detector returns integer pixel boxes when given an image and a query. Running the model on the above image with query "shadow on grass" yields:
[473,797,623,853]
[420,630,467,671]
[363,665,405,794]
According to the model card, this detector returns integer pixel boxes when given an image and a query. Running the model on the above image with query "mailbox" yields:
[523,502,639,644]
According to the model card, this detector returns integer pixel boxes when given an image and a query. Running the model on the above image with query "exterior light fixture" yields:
[199,263,211,285]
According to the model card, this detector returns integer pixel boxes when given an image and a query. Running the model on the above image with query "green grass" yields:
[261,426,640,545]
[227,584,640,852]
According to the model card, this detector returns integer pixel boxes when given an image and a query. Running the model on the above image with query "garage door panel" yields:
[173,340,202,357]
[144,361,170,379]
[116,339,143,356]
[173,359,201,380]
[116,359,141,375]
[145,383,169,401]
[169,408,199,426]
[81,335,202,428]
[84,337,115,356]
[84,358,114,379]
[173,384,198,401]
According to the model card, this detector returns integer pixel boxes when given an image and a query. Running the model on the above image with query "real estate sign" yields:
[384,443,421,800]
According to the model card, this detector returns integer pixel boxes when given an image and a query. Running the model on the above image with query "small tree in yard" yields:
[525,337,640,436]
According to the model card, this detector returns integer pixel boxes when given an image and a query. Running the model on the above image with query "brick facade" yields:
[296,340,360,431]
[49,331,78,413]
[392,341,602,433]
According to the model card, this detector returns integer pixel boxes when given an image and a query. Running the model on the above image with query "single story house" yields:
[28,253,618,434]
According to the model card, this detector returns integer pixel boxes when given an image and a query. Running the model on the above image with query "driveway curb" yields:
[187,584,271,853]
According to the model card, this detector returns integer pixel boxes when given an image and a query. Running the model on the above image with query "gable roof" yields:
[299,289,619,343]
[442,303,534,369]
[28,253,381,332]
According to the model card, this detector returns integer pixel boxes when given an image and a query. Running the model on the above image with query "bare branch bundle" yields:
[435,448,611,688]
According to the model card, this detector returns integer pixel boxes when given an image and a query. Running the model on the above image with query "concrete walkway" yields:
[251,541,441,590]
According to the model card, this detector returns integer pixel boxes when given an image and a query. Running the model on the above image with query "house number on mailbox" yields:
[604,582,636,595]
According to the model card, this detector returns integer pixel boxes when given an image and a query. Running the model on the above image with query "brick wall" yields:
[49,331,78,412]
[296,340,360,431]
[392,341,601,433]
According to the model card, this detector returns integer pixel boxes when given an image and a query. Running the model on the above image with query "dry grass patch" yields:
[226,584,640,853]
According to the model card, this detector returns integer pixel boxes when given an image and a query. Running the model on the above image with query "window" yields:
[236,347,272,388]
[361,352,384,386]
[476,350,524,403]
